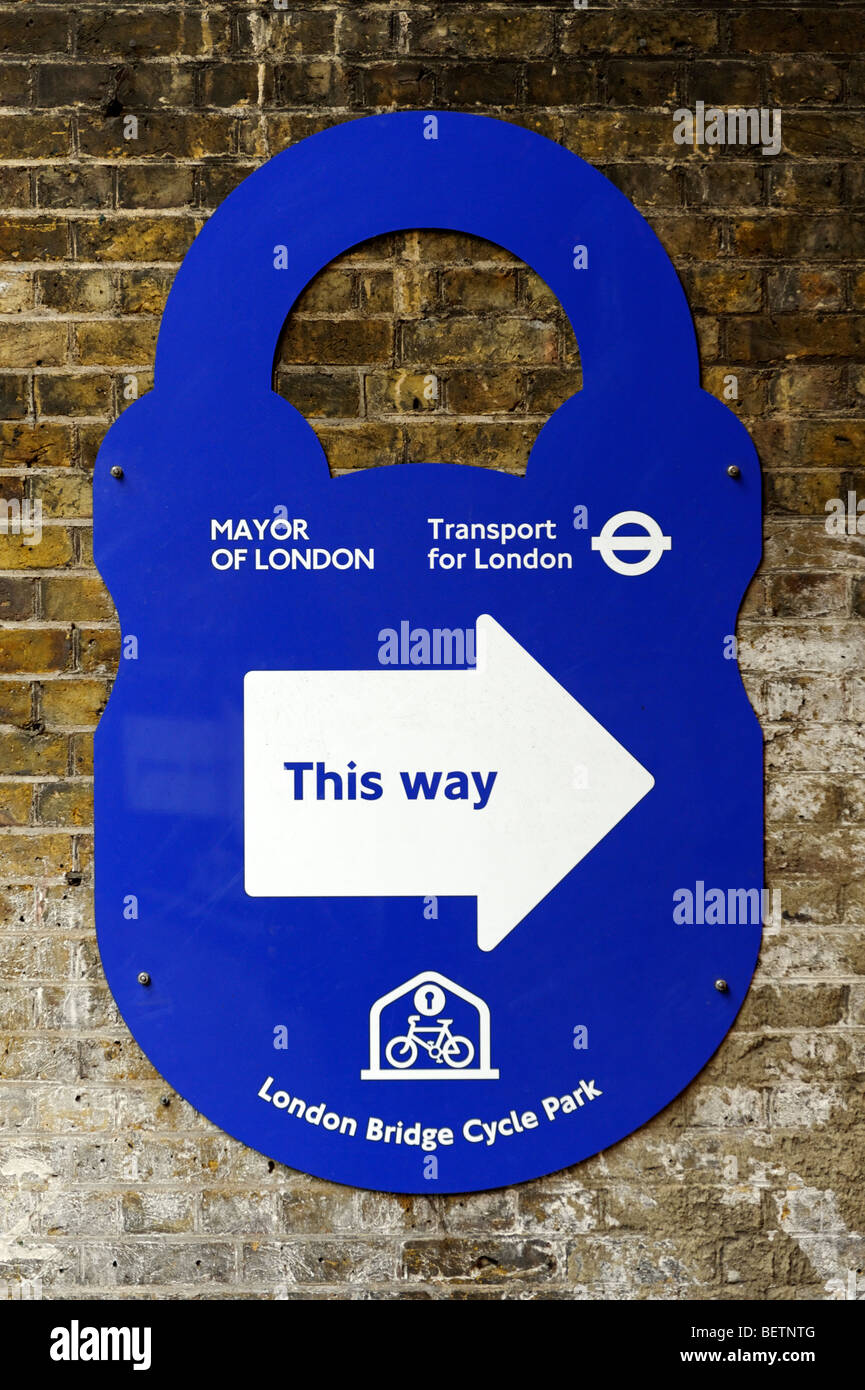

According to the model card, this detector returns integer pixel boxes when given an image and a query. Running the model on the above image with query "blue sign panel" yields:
[94,112,762,1193]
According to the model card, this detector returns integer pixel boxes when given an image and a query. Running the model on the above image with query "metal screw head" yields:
[726,465,741,479]
[160,1095,171,1107]
[110,465,124,480]
[715,978,729,993]
[137,971,151,987]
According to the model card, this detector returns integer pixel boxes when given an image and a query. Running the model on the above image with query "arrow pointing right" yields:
[244,615,654,950]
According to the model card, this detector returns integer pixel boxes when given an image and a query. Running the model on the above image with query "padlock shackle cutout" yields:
[155,112,698,410]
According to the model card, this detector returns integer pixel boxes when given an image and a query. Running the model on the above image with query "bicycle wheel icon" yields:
[440,1035,475,1069]
[384,1035,418,1069]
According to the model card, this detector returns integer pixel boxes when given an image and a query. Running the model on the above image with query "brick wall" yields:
[1,2,864,1300]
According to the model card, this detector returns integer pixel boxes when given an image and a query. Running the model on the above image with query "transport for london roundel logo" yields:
[93,112,763,1194]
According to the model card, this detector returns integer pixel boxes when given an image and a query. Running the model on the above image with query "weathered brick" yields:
[35,373,112,418]
[0,115,69,160]
[766,573,848,618]
[293,269,355,315]
[603,161,680,210]
[0,783,34,827]
[403,317,556,367]
[401,1237,559,1283]
[682,265,763,313]
[37,680,106,732]
[336,11,390,58]
[763,675,846,724]
[355,62,434,108]
[0,728,66,777]
[732,215,865,260]
[684,162,764,211]
[41,578,114,623]
[0,577,35,622]
[40,1192,119,1236]
[437,61,520,106]
[357,271,393,315]
[768,163,844,209]
[561,12,719,57]
[440,267,517,312]
[766,723,865,775]
[0,832,74,878]
[0,679,32,725]
[116,166,196,211]
[568,1232,716,1291]
[198,162,258,208]
[35,165,114,212]
[364,370,441,415]
[769,366,845,411]
[239,9,335,58]
[80,1238,235,1287]
[74,216,199,264]
[122,1191,196,1234]
[728,314,865,362]
[0,324,67,370]
[75,11,231,60]
[279,319,392,367]
[0,627,72,674]
[37,269,112,313]
[277,60,350,107]
[200,1192,279,1235]
[242,1238,395,1285]
[315,421,403,472]
[200,64,275,110]
[77,113,234,161]
[0,271,33,313]
[411,10,552,58]
[0,528,74,568]
[35,62,185,110]
[784,114,865,160]
[77,628,121,674]
[0,10,70,55]
[730,10,865,56]
[74,321,159,368]
[767,58,844,107]
[276,370,362,420]
[0,166,30,210]
[405,418,541,471]
[0,65,31,108]
[38,782,92,827]
[445,368,523,415]
[800,420,865,467]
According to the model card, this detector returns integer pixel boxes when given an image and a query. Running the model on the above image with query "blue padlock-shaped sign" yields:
[94,113,762,1194]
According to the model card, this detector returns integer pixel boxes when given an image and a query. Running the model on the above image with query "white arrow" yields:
[244,615,654,951]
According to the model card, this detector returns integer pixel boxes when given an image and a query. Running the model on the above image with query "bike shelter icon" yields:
[362,971,499,1080]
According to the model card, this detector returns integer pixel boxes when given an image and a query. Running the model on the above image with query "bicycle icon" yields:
[385,1015,475,1070]
[361,970,499,1081]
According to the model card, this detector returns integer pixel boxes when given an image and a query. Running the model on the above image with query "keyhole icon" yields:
[415,984,446,1016]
